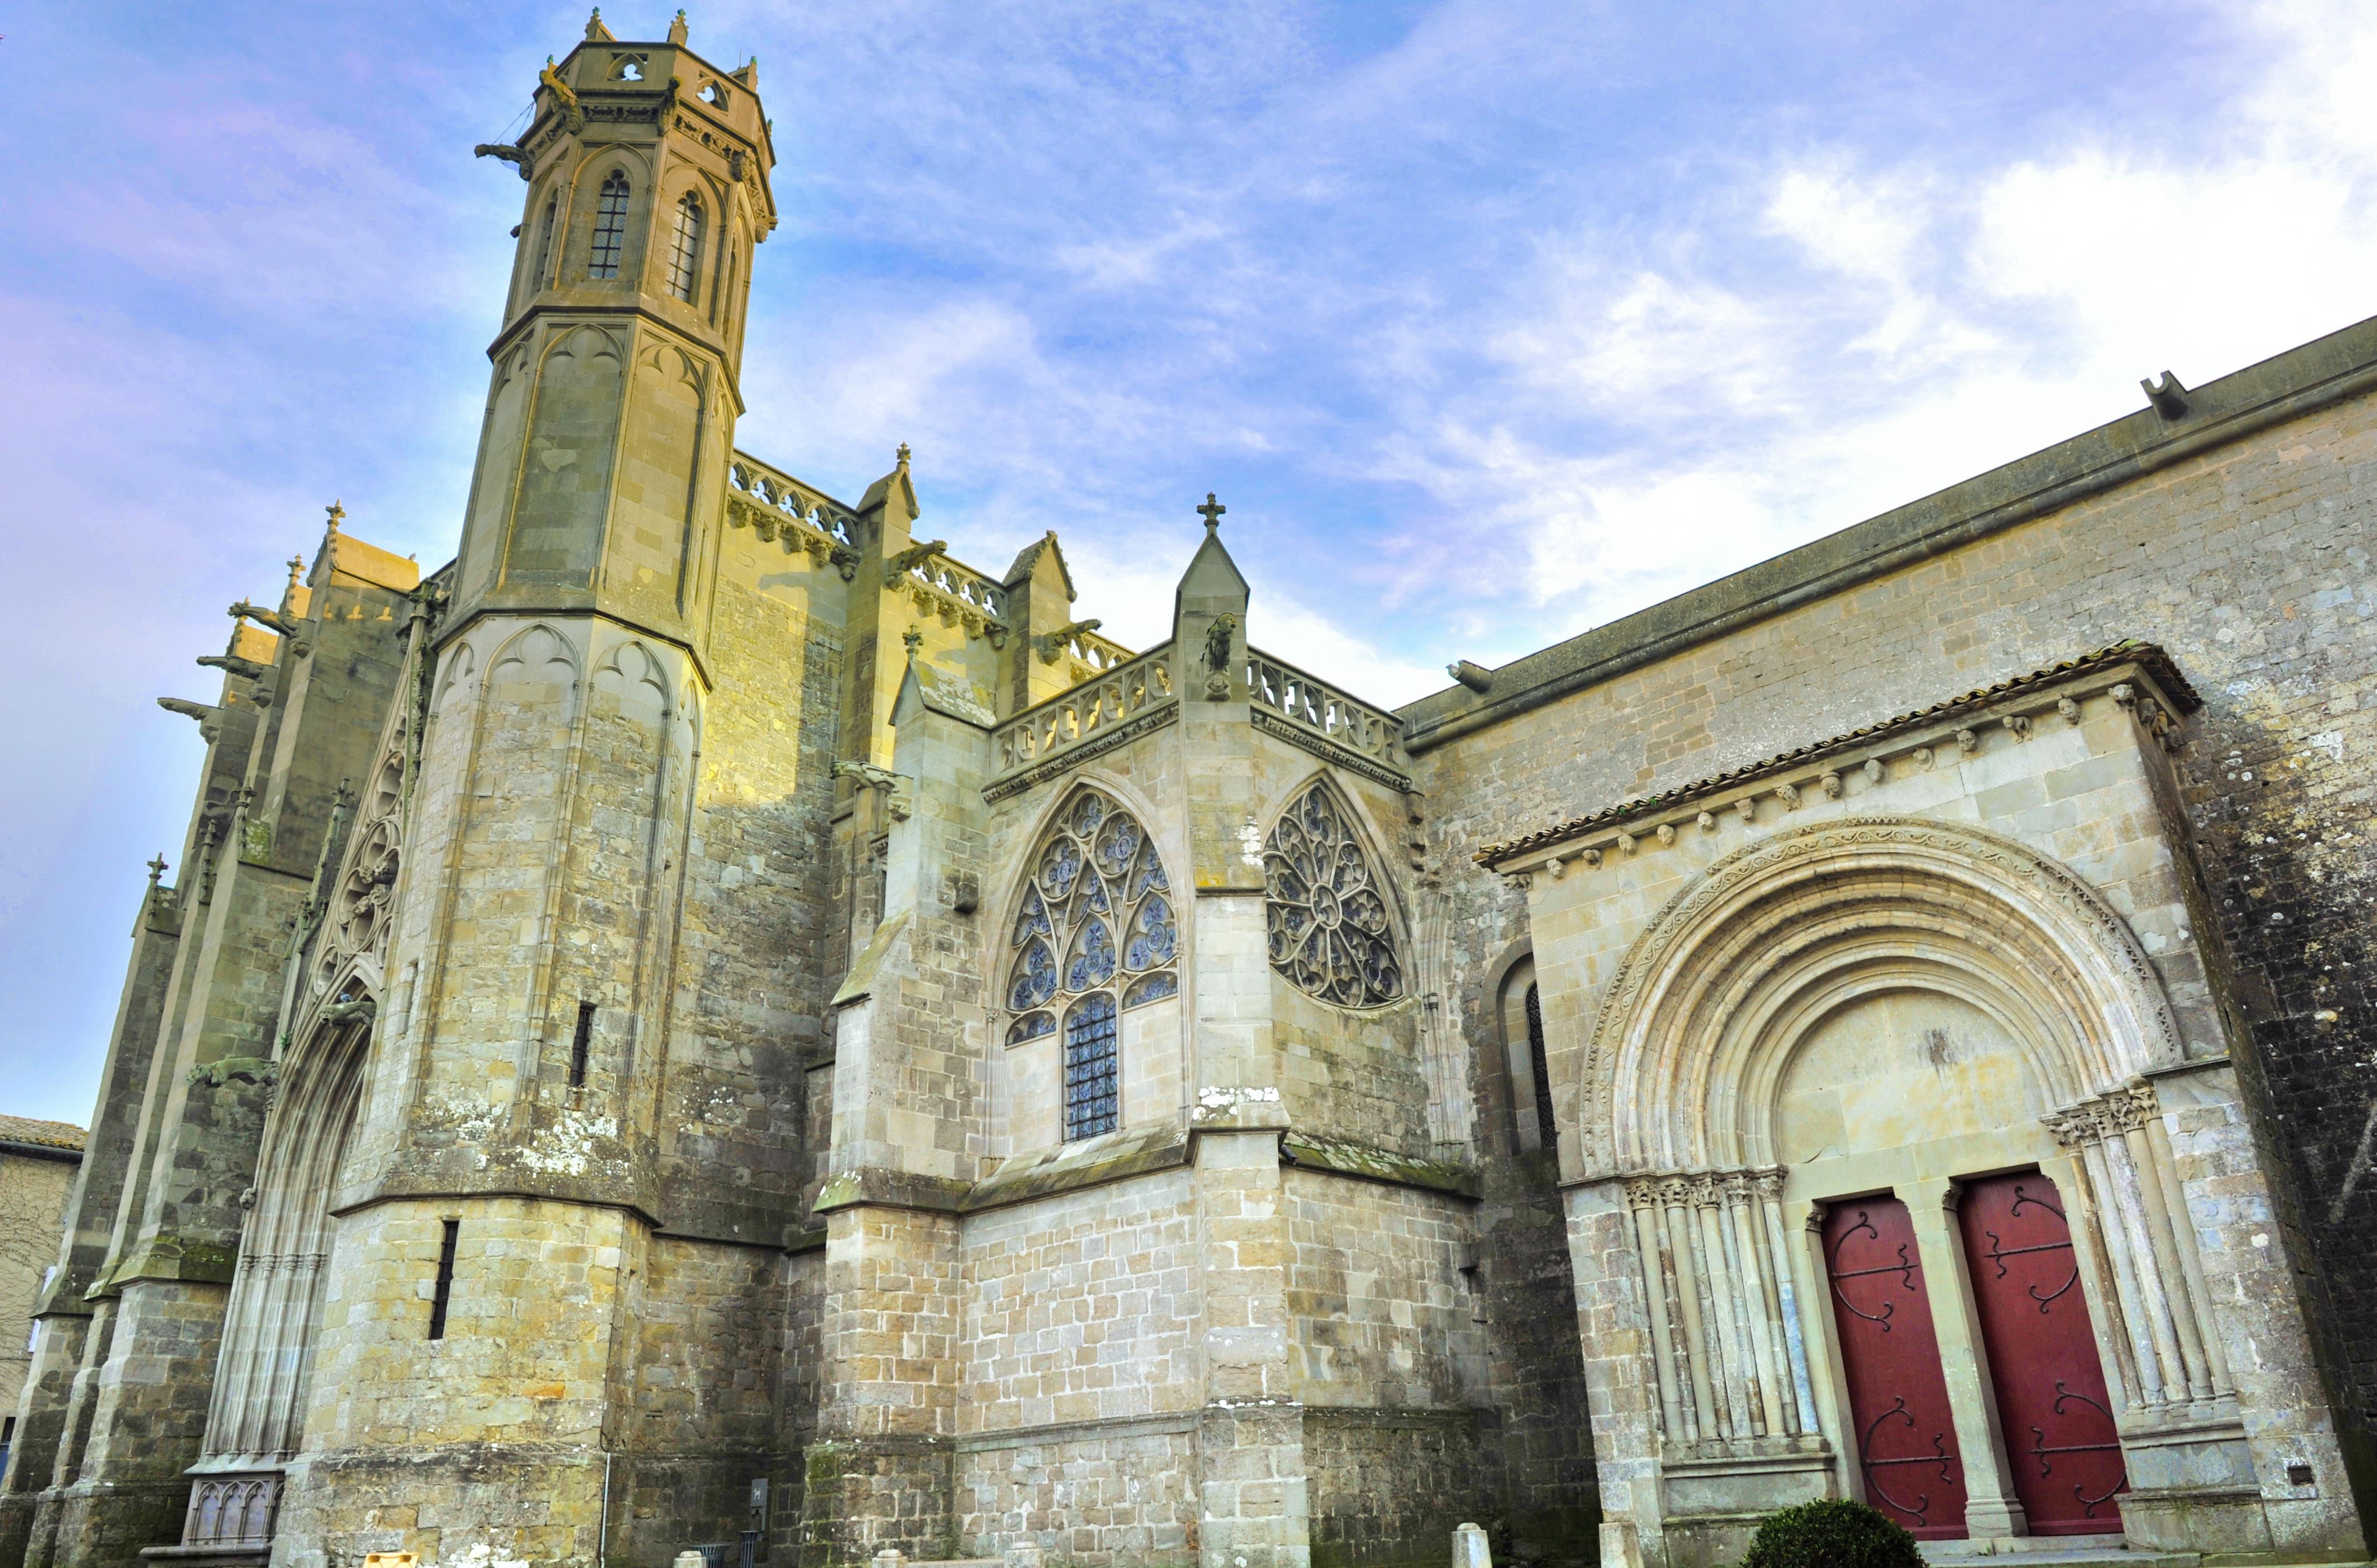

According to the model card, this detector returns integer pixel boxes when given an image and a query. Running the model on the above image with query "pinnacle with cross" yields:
[897,443,912,468]
[1197,493,1226,532]
[147,853,169,886]
[326,500,345,530]
[903,628,924,656]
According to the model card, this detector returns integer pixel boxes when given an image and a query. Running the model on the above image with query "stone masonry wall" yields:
[961,1172,1201,1435]
[1413,373,2377,1486]
[1283,1170,1478,1408]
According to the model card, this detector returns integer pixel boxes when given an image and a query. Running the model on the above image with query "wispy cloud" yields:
[7,0,2377,1121]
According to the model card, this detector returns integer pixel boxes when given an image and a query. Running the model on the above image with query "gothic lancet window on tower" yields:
[532,197,558,290]
[1006,788,1178,1137]
[1262,780,1405,1007]
[588,171,630,279]
[667,192,705,302]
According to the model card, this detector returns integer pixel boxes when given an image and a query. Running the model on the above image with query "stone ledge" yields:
[1280,1132,1480,1199]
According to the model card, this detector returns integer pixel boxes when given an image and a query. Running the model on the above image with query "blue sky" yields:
[6,0,2377,1124]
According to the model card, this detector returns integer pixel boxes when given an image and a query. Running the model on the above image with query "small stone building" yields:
[4,13,2376,1568]
[0,1120,84,1489]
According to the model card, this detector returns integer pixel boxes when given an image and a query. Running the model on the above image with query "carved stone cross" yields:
[1197,493,1225,530]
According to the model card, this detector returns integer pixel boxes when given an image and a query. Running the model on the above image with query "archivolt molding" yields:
[1573,815,2185,1178]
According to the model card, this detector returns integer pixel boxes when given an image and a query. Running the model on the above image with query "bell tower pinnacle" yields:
[450,7,777,665]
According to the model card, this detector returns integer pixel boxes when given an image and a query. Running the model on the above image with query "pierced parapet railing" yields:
[727,450,860,578]
[986,641,1177,802]
[1070,627,1135,674]
[893,550,1011,643]
[1247,646,1411,790]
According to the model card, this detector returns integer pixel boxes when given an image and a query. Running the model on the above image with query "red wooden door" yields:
[1958,1170,2128,1535]
[1823,1197,1970,1539]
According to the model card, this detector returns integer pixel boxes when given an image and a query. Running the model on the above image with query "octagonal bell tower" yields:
[450,6,777,656]
[273,16,783,1566]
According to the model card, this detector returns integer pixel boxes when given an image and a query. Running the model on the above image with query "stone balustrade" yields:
[986,642,1176,801]
[1246,646,1410,789]
[726,450,859,575]
[893,550,1011,640]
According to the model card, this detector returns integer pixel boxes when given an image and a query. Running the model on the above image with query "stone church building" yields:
[6,13,2377,1568]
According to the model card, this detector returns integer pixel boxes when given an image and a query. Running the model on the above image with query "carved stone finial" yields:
[896,441,911,468]
[1197,492,1227,532]
[146,853,168,887]
[326,499,346,531]
[667,8,689,45]
[286,555,305,596]
[902,628,923,657]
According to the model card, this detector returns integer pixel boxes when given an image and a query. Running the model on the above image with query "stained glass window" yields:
[588,172,630,279]
[1063,994,1119,1140]
[1004,788,1180,1121]
[1262,780,1405,1007]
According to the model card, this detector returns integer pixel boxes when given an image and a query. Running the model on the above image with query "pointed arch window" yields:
[1262,780,1404,1007]
[1006,788,1178,1130]
[588,171,630,280]
[666,192,704,302]
[531,196,558,290]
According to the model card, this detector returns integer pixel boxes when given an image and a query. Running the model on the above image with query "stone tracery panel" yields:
[1004,787,1177,1048]
[1262,779,1405,1007]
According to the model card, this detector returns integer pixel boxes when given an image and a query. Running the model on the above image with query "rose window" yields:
[1262,781,1404,1007]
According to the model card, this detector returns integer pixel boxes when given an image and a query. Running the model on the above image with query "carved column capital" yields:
[1686,1173,1723,1210]
[1751,1167,1788,1202]
[1720,1171,1757,1208]
[2042,1103,2102,1149]
[1656,1176,1693,1209]
[1625,1177,1663,1212]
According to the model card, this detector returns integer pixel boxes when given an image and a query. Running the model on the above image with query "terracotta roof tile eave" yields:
[1473,642,2195,867]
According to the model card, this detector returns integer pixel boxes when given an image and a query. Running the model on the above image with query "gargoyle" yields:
[474,143,532,180]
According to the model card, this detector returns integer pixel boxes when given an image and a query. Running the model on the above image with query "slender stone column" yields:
[1657,1178,1719,1443]
[1625,1180,1688,1443]
[2068,1123,2166,1408]
[1723,1173,1788,1439]
[2111,1086,2213,1403]
[1690,1176,1755,1439]
[2137,1095,2231,1392]
[1906,1179,2026,1542]
[1755,1171,1821,1437]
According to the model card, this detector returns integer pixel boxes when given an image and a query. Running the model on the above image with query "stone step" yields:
[1919,1543,2199,1567]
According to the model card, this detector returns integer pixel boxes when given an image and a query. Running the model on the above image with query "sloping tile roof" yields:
[1476,641,2198,866]
[0,1114,88,1154]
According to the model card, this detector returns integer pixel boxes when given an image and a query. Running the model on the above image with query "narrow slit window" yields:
[427,1219,459,1340]
[569,1001,595,1088]
[532,196,558,289]
[1062,993,1119,1141]
[666,192,704,303]
[588,172,630,279]
[1525,983,1557,1149]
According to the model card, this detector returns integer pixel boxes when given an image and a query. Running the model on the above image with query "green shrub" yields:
[1739,1498,1922,1568]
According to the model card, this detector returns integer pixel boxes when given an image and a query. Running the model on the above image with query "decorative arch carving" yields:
[1260,774,1406,1008]
[1575,815,2185,1178]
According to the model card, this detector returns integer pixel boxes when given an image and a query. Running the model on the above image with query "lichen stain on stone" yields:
[514,1109,621,1177]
